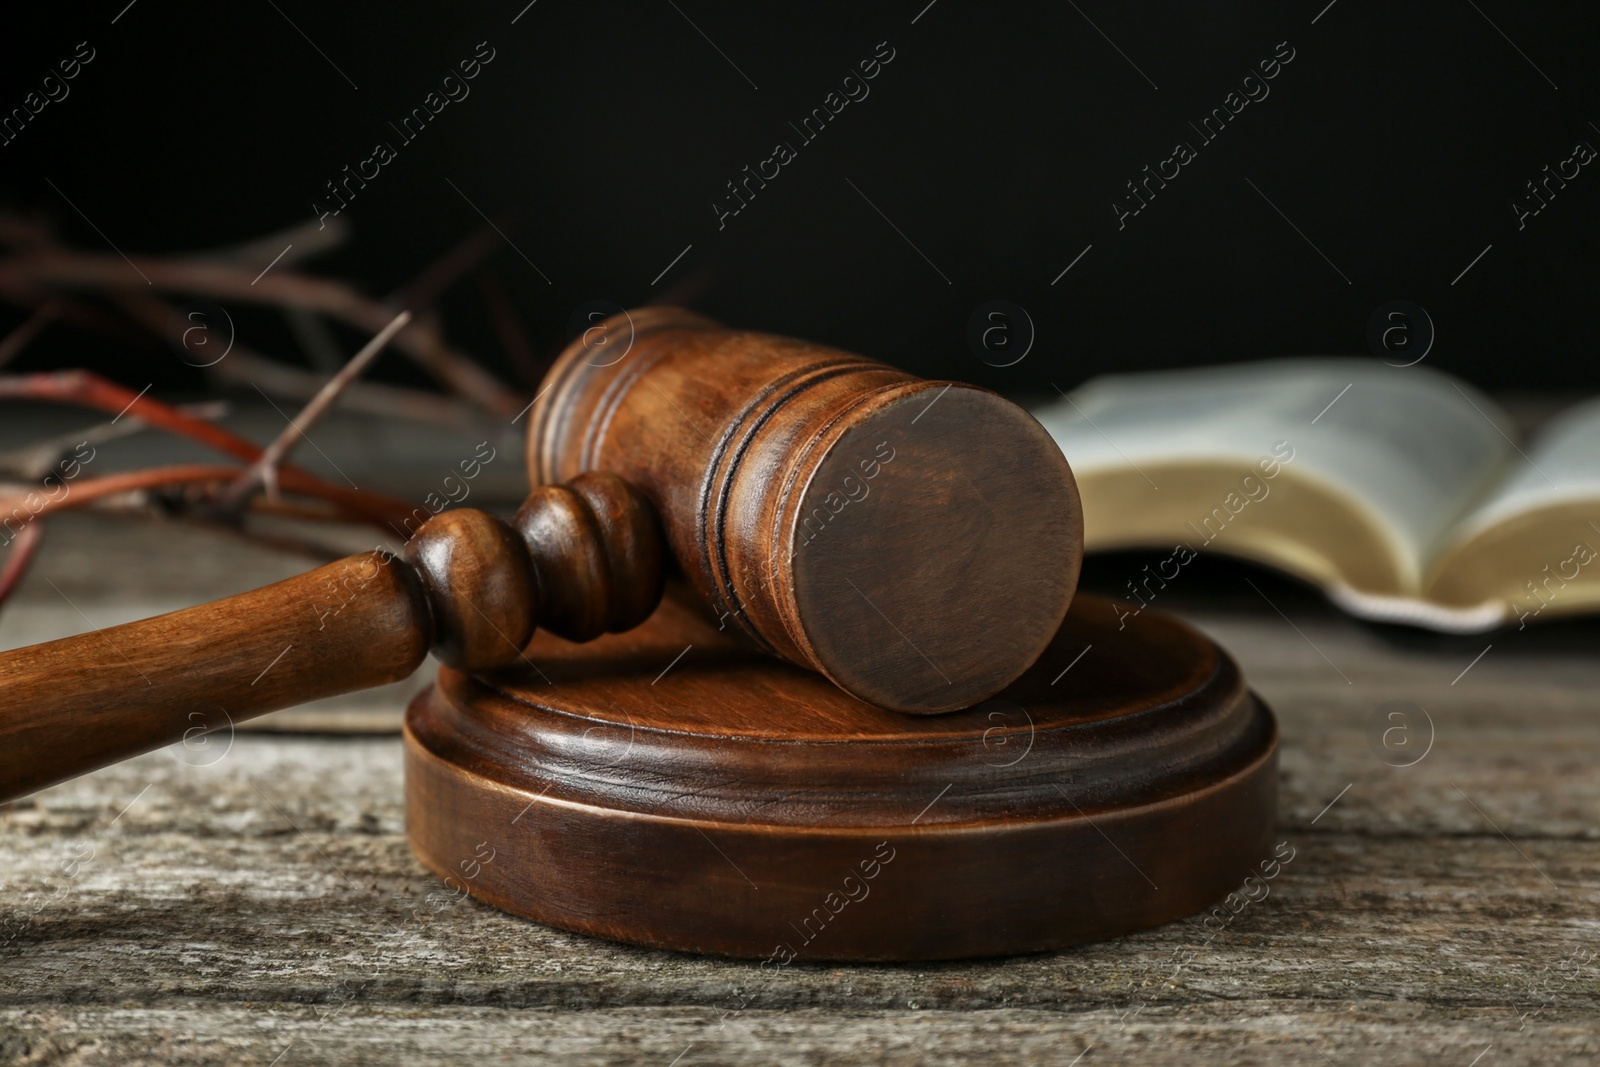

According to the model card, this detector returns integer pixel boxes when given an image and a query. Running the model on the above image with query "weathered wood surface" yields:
[2,522,1599,1064]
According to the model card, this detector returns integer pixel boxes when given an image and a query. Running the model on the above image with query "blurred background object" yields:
[3,0,1598,403]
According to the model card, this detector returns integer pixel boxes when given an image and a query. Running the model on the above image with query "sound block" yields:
[404,593,1277,961]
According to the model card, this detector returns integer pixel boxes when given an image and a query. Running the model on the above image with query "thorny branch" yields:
[0,210,539,611]
[224,309,413,506]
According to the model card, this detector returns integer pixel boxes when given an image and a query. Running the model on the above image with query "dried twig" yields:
[0,400,227,481]
[479,272,542,389]
[12,292,147,352]
[0,371,416,527]
[3,369,273,462]
[224,309,411,505]
[0,464,243,520]
[282,306,347,373]
[108,289,479,428]
[387,221,505,314]
[0,213,54,251]
[2,494,366,567]
[190,216,351,271]
[0,519,44,612]
[0,210,535,565]
[0,370,263,462]
[212,349,479,428]
[0,300,58,369]
[0,249,522,416]
[0,463,414,530]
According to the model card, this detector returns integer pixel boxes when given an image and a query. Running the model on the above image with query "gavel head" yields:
[527,307,1082,714]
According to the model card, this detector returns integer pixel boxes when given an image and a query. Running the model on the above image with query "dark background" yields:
[4,0,1597,399]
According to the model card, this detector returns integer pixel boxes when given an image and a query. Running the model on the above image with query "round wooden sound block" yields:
[404,593,1277,961]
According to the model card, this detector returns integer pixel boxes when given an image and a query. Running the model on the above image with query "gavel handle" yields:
[0,553,430,802]
[0,473,664,803]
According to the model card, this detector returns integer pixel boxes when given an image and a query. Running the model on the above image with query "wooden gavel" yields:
[0,307,1082,802]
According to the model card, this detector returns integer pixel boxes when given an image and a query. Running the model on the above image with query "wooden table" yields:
[2,508,1597,1065]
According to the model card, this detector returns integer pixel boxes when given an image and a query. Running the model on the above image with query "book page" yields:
[1446,396,1600,540]
[1032,359,1514,588]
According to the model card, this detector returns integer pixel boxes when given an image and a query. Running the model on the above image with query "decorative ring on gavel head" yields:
[527,307,1084,714]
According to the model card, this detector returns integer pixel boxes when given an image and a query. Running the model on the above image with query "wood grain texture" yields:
[512,474,665,643]
[1,712,1594,1064]
[0,474,664,803]
[0,512,432,733]
[2,451,1598,1064]
[0,549,431,803]
[4,543,1596,1063]
[0,310,1083,802]
[406,593,1277,959]
[528,308,1083,713]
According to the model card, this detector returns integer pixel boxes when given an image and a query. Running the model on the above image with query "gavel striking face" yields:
[0,308,1082,801]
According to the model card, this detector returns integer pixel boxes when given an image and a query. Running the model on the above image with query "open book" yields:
[1032,360,1600,633]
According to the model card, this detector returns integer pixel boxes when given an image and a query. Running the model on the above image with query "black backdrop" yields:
[5,1,1598,397]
